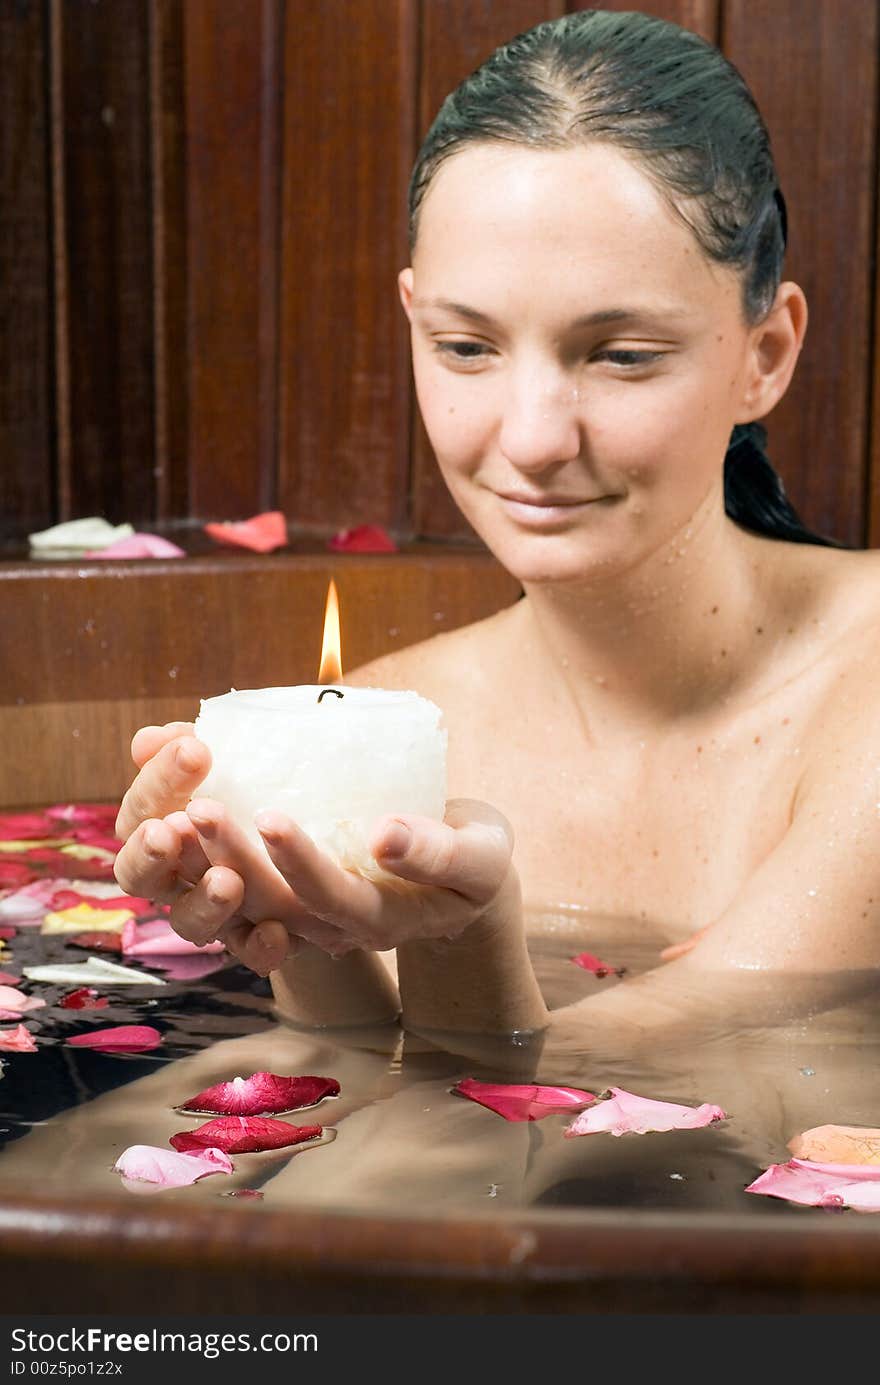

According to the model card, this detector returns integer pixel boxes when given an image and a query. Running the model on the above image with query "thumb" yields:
[370,797,513,905]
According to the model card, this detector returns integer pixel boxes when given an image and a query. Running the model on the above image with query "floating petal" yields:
[0,864,37,890]
[327,524,397,553]
[0,813,55,840]
[203,510,287,553]
[59,987,110,1010]
[570,951,626,978]
[0,986,46,1018]
[565,1087,726,1137]
[42,903,133,935]
[177,1072,340,1116]
[67,1025,162,1053]
[66,931,124,954]
[122,917,224,956]
[0,972,22,986]
[114,1144,232,1187]
[0,1024,38,1052]
[50,889,157,916]
[787,1125,880,1166]
[170,1117,323,1154]
[23,957,165,986]
[453,1077,595,1122]
[746,1157,880,1210]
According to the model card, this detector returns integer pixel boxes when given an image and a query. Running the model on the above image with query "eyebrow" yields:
[412,297,695,328]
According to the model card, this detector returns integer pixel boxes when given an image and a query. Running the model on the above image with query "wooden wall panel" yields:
[0,0,53,541]
[411,0,565,541]
[56,0,156,524]
[0,551,521,806]
[184,0,282,520]
[277,0,417,535]
[725,0,878,548]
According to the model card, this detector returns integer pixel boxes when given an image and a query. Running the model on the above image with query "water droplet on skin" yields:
[799,1067,815,1077]
[486,1183,501,1197]
[669,1172,685,1181]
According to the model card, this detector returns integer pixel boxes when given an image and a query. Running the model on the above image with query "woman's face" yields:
[400,142,767,586]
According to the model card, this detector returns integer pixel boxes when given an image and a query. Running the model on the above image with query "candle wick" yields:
[317,688,345,703]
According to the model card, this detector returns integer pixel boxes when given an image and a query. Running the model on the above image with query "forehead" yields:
[413,142,740,322]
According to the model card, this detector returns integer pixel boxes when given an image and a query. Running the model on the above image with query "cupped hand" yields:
[175,795,516,974]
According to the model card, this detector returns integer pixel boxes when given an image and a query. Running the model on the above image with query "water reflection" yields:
[1,906,878,1219]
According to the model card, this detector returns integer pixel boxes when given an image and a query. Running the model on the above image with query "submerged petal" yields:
[565,1087,726,1137]
[170,1117,323,1154]
[570,951,626,978]
[453,1077,595,1122]
[66,1025,162,1053]
[177,1072,340,1116]
[115,1144,233,1187]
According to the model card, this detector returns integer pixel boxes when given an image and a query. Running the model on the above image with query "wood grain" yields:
[0,0,53,540]
[277,0,417,535]
[725,0,878,547]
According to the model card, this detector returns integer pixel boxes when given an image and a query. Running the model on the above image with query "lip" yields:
[495,491,608,529]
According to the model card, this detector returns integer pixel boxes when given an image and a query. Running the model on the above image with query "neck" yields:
[520,499,774,740]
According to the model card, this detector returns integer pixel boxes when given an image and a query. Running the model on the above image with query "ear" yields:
[735,281,808,423]
[398,267,414,321]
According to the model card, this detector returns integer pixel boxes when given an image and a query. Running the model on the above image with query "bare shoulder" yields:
[344,601,521,705]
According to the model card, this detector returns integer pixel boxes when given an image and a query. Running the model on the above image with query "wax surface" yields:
[193,686,448,870]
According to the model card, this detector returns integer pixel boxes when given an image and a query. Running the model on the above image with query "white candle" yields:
[193,684,447,873]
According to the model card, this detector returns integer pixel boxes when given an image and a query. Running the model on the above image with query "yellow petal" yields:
[41,904,133,935]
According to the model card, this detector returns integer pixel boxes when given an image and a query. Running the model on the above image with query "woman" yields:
[114,10,880,1061]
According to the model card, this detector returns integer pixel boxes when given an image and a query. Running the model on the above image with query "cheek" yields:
[413,359,489,471]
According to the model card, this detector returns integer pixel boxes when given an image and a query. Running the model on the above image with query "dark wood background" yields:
[3,0,878,546]
[1,0,879,806]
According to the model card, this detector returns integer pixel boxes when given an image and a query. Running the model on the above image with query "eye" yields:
[593,349,664,368]
[433,340,494,368]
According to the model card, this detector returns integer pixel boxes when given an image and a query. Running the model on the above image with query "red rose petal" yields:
[204,510,287,553]
[0,813,55,840]
[327,524,397,553]
[177,1071,340,1116]
[66,931,124,953]
[51,890,158,915]
[45,803,120,831]
[0,864,36,888]
[59,987,110,1010]
[452,1077,595,1122]
[66,1025,162,1054]
[221,1188,264,1199]
[571,951,626,978]
[170,1116,323,1154]
[0,926,16,941]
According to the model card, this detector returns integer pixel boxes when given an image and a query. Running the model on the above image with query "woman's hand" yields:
[176,795,516,962]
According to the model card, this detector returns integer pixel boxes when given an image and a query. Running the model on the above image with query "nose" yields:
[498,364,582,473]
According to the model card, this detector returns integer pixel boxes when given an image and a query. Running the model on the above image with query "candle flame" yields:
[318,579,343,683]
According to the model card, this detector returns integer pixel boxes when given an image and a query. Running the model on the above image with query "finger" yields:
[116,734,211,841]
[168,865,245,947]
[130,722,196,770]
[163,810,210,883]
[113,817,191,904]
[254,810,377,928]
[219,918,294,977]
[186,798,313,927]
[369,797,513,904]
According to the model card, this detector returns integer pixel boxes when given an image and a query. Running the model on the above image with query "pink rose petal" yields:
[0,972,22,986]
[145,952,228,981]
[221,1188,264,1199]
[0,986,46,1018]
[745,1158,880,1210]
[66,1025,162,1054]
[571,951,626,978]
[565,1087,726,1137]
[114,1144,233,1187]
[327,524,397,553]
[177,1072,340,1116]
[170,1116,323,1154]
[452,1077,595,1122]
[122,917,224,956]
[59,987,110,1010]
[0,926,16,940]
[0,1024,38,1052]
[204,510,287,553]
[84,533,186,559]
[44,803,120,831]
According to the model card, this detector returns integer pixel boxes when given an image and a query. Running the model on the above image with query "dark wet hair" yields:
[409,8,839,547]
